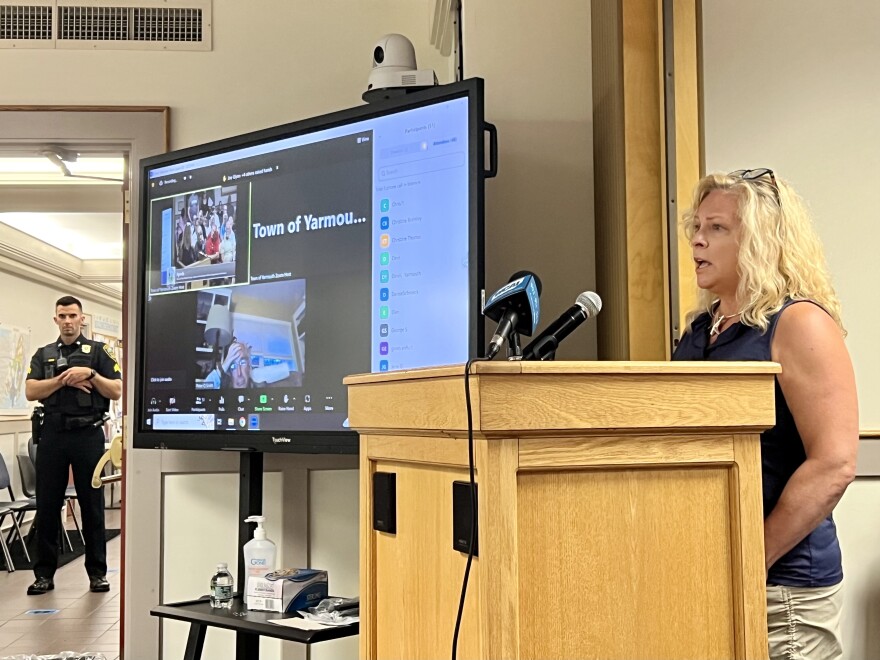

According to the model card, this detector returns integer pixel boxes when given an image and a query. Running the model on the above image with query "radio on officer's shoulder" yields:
[31,405,45,445]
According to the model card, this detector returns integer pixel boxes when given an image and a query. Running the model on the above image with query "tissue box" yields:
[246,568,328,613]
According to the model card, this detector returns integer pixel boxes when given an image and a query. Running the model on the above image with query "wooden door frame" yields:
[0,105,168,658]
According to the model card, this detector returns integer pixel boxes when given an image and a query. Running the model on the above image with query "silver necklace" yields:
[709,309,743,337]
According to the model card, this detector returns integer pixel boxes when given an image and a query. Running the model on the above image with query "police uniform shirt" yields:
[27,335,121,410]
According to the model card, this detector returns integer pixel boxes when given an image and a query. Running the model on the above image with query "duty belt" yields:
[44,411,107,430]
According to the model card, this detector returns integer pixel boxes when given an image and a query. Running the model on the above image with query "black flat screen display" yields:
[134,80,486,453]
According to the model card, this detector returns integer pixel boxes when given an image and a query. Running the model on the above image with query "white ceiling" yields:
[0,156,124,185]
[0,212,122,260]
[0,154,125,297]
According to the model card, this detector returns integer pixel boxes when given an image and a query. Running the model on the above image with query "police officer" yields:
[25,296,122,595]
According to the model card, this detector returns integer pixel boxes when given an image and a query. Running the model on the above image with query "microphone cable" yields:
[451,355,490,660]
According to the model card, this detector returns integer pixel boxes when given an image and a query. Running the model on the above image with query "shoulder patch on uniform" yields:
[103,344,118,362]
[82,344,92,354]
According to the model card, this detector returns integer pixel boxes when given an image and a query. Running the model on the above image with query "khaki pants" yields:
[767,582,843,660]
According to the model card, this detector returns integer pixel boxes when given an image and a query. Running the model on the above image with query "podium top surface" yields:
[343,360,780,385]
[344,361,780,434]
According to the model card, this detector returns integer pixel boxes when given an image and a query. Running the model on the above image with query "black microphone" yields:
[483,271,542,359]
[520,291,602,361]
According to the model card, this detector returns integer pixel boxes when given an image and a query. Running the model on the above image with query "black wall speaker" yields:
[372,471,397,534]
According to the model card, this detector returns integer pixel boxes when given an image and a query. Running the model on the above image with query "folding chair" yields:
[0,453,34,567]
[0,505,17,572]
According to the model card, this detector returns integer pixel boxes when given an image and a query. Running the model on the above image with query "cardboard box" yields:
[246,568,328,613]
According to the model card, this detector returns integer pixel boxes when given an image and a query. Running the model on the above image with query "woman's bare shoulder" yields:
[772,301,846,365]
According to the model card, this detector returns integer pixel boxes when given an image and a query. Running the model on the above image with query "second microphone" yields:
[520,291,602,361]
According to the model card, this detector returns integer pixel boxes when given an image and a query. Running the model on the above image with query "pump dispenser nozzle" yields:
[245,515,267,540]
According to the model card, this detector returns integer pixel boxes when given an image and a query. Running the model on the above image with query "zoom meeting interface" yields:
[141,96,471,433]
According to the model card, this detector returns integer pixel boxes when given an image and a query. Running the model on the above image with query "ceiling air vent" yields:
[133,6,202,42]
[58,5,129,41]
[57,0,210,49]
[0,0,210,49]
[0,4,54,46]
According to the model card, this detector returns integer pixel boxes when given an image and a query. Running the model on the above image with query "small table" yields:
[151,596,359,660]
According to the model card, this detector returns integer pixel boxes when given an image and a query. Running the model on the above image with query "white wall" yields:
[309,470,360,660]
[701,1,880,429]
[0,271,121,353]
[702,3,880,657]
[465,0,596,359]
[4,1,454,151]
[162,471,285,659]
[835,478,880,660]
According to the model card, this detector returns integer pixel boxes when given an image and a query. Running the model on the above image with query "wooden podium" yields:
[345,361,778,660]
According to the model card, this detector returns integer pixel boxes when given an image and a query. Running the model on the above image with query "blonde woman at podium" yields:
[672,169,858,660]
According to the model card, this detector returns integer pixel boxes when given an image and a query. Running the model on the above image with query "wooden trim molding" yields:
[856,431,880,477]
[591,0,701,359]
[0,106,170,152]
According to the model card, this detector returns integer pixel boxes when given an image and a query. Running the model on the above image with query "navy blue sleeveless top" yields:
[673,300,842,587]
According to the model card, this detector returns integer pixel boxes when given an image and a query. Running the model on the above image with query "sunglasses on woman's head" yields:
[729,168,781,206]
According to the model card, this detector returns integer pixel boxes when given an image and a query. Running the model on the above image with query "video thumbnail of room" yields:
[159,185,242,290]
[194,279,306,390]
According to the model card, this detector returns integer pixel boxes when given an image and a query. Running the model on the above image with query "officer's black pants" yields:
[34,420,106,579]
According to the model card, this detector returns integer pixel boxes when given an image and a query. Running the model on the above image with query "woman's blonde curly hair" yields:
[682,172,844,335]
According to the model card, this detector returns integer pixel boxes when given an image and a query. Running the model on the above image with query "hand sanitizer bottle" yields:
[210,563,233,608]
[243,515,277,600]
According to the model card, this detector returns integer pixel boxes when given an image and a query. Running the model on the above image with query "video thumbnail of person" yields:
[194,279,306,391]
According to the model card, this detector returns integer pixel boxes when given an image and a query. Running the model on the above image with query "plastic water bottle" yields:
[210,563,234,608]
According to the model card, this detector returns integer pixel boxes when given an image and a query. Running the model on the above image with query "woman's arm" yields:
[765,302,859,571]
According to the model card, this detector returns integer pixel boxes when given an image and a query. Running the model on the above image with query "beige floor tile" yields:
[94,606,121,614]
[0,510,122,657]
[31,608,97,619]
[1,643,67,655]
[50,617,118,628]
[83,644,120,653]
[24,597,82,608]
[94,630,120,644]
[10,610,61,621]
[0,609,27,620]
[0,631,22,646]
[0,618,48,633]
[40,637,100,647]
[45,625,114,637]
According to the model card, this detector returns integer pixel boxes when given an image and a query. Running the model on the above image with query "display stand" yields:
[152,596,358,660]
[152,450,357,660]
[235,450,262,658]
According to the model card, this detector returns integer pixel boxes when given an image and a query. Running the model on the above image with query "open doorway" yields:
[0,106,166,659]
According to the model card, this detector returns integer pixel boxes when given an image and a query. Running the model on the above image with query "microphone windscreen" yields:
[576,291,602,317]
[508,270,542,295]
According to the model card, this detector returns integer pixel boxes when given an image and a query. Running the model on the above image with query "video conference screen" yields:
[134,80,486,452]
